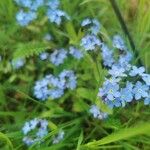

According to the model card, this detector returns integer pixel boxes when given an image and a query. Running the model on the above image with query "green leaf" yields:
[83,122,150,148]
[13,42,51,60]
[0,132,13,150]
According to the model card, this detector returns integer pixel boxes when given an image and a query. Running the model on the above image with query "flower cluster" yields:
[22,118,48,146]
[11,58,25,69]
[98,35,150,108]
[15,0,69,26]
[39,47,83,66]
[80,18,102,51]
[89,105,108,120]
[34,70,77,101]
[52,130,65,144]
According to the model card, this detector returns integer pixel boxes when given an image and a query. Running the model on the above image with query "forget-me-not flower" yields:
[80,34,101,51]
[133,81,149,100]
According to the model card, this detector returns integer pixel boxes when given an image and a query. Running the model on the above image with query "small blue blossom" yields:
[44,33,52,41]
[50,49,67,66]
[39,52,49,60]
[112,35,126,50]
[144,96,150,105]
[16,10,37,26]
[90,19,101,35]
[120,87,133,103]
[129,66,145,77]
[46,0,60,9]
[47,9,70,25]
[15,0,44,10]
[108,65,126,77]
[99,82,120,101]
[33,74,64,100]
[59,70,77,90]
[142,74,150,86]
[81,18,91,26]
[69,46,83,60]
[12,58,25,69]
[81,18,100,35]
[133,81,149,100]
[117,52,132,70]
[101,43,115,67]
[80,34,101,51]
[22,118,48,146]
[105,98,122,108]
[53,131,65,144]
[89,105,108,119]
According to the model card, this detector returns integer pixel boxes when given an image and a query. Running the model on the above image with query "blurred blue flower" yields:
[44,33,52,41]
[16,10,37,26]
[50,49,67,66]
[15,0,44,10]
[112,35,126,50]
[142,74,150,86]
[80,34,101,51]
[99,82,120,101]
[81,18,100,35]
[108,65,126,77]
[22,118,48,146]
[69,46,83,60]
[53,131,65,144]
[133,81,149,100]
[46,0,60,9]
[120,87,133,102]
[89,105,108,119]
[144,96,150,105]
[81,18,91,26]
[12,58,25,69]
[101,43,114,67]
[39,52,49,60]
[34,75,64,100]
[129,66,145,77]
[47,9,70,25]
[59,70,77,90]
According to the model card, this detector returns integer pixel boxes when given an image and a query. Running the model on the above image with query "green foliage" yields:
[0,0,150,150]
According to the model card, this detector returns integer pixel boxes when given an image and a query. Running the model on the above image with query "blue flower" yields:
[99,82,120,100]
[33,75,64,100]
[44,33,52,41]
[39,52,49,60]
[46,0,60,9]
[81,18,91,26]
[81,18,100,35]
[108,65,126,77]
[80,34,101,51]
[105,98,122,108]
[90,19,101,35]
[12,58,25,69]
[120,85,133,102]
[47,9,70,25]
[101,43,114,67]
[50,49,67,66]
[69,46,83,60]
[133,81,149,100]
[53,131,65,144]
[89,105,108,119]
[15,0,44,10]
[117,52,132,70]
[112,35,126,50]
[22,118,48,146]
[59,70,77,90]
[129,66,145,77]
[142,74,150,86]
[16,10,37,26]
[144,96,150,105]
